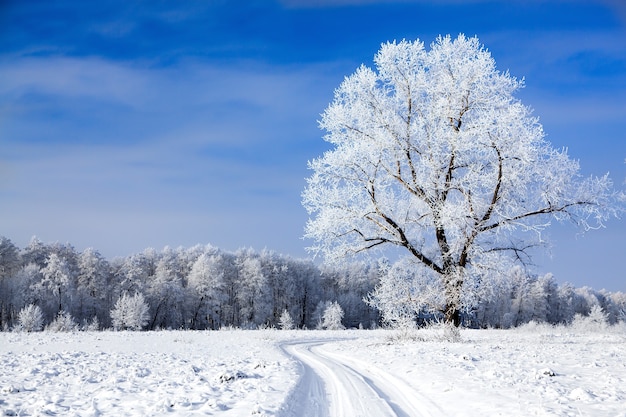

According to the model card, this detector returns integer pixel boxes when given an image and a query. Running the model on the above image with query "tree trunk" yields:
[444,304,461,327]
[443,269,463,327]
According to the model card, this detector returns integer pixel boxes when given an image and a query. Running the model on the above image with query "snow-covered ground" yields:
[1,326,625,416]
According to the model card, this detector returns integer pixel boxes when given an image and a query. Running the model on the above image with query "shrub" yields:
[111,292,150,331]
[17,304,44,332]
[46,310,77,332]
[81,316,100,331]
[571,305,608,332]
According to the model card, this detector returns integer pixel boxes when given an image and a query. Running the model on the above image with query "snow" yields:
[320,326,626,417]
[0,330,296,416]
[1,327,625,416]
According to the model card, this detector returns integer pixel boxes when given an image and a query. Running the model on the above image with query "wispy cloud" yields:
[1,57,152,109]
[0,55,339,144]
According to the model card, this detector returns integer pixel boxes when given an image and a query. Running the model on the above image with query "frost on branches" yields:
[365,258,444,329]
[302,34,621,327]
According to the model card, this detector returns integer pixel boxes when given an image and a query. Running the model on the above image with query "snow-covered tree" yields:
[0,237,21,328]
[529,274,558,323]
[605,291,626,324]
[302,34,620,327]
[259,251,293,325]
[236,252,272,327]
[21,236,50,268]
[187,251,227,329]
[12,264,41,306]
[146,258,185,329]
[17,304,43,332]
[110,292,150,331]
[321,301,345,330]
[472,268,516,328]
[36,253,73,317]
[278,309,295,330]
[76,248,110,325]
[553,283,576,325]
[113,250,155,299]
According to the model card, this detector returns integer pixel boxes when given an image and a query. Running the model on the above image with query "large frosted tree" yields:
[302,35,619,327]
[187,251,227,330]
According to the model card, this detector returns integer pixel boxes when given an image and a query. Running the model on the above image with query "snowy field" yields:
[1,327,625,416]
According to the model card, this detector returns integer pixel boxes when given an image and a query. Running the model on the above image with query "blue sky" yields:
[1,0,625,291]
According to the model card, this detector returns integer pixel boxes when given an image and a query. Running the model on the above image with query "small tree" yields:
[17,304,44,332]
[321,301,345,330]
[46,310,77,332]
[278,309,295,330]
[110,292,150,331]
[303,34,620,327]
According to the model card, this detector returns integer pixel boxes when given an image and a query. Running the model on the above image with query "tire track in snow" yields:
[279,339,443,417]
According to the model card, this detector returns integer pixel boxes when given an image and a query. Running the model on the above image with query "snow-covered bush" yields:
[384,319,463,343]
[17,304,44,332]
[111,292,150,331]
[571,305,608,332]
[46,310,77,332]
[321,301,345,330]
[516,320,555,334]
[81,316,100,331]
[278,309,295,330]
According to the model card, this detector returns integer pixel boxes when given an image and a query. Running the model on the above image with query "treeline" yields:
[0,236,624,331]
[469,267,626,328]
[0,237,379,331]
[371,260,626,329]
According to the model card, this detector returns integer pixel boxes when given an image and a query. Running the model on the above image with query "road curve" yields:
[278,339,442,417]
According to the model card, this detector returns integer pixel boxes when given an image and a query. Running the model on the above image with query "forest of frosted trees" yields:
[0,236,624,331]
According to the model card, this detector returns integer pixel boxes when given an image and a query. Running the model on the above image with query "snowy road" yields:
[279,339,442,417]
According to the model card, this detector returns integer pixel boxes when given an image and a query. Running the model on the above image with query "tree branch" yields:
[479,201,596,233]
